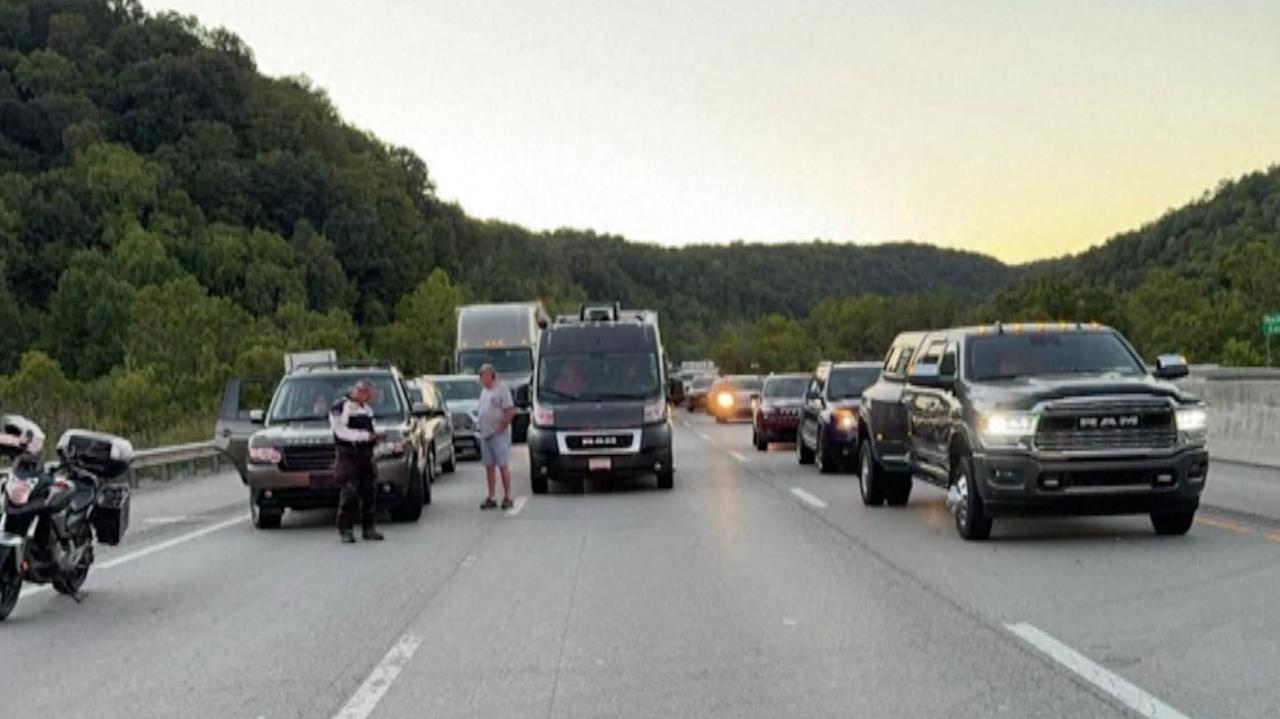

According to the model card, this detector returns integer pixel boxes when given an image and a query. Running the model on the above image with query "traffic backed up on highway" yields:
[883,323,1209,540]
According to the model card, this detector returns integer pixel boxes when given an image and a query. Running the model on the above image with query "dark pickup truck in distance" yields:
[896,323,1208,540]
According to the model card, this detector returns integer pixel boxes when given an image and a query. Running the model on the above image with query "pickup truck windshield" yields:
[457,349,533,375]
[967,331,1145,381]
[828,367,880,400]
[764,377,808,398]
[268,375,405,423]
[538,352,660,401]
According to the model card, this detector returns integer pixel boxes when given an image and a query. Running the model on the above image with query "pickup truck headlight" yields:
[979,411,1038,447]
[1176,406,1208,443]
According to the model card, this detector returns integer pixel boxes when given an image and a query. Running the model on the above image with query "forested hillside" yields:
[1,0,1277,446]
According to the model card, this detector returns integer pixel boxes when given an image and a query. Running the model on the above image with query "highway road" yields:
[3,414,1278,718]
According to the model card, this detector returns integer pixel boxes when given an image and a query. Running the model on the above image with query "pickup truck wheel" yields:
[952,455,992,541]
[250,493,283,530]
[884,472,912,507]
[858,442,886,506]
[1151,510,1195,536]
[796,432,816,465]
[657,469,674,490]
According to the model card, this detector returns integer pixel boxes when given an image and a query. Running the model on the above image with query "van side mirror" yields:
[514,385,531,409]
[1154,354,1189,380]
[249,409,265,424]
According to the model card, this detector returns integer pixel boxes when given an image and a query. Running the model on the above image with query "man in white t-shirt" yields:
[477,364,516,510]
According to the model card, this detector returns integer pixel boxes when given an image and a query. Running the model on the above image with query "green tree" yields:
[372,269,462,375]
[47,252,136,380]
[14,49,78,96]
[72,142,159,221]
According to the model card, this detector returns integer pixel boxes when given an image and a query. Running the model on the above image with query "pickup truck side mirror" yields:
[249,409,265,425]
[908,363,955,391]
[514,385,531,409]
[1154,354,1189,380]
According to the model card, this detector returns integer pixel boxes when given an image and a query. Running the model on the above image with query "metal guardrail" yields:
[128,441,223,486]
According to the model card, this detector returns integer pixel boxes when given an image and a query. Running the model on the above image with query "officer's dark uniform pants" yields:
[336,452,377,532]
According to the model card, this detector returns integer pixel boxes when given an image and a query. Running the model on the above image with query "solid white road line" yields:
[729,451,748,463]
[504,496,528,517]
[98,515,248,570]
[332,632,422,719]
[19,514,248,603]
[1005,623,1191,719]
[789,487,828,509]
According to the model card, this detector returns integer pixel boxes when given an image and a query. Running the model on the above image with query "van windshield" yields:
[538,352,661,402]
[457,349,533,375]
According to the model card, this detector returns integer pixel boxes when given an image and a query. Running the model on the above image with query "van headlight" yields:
[1176,406,1208,443]
[644,399,667,423]
[375,441,406,459]
[978,411,1038,447]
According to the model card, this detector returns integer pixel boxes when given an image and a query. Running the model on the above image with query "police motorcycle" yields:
[0,415,133,621]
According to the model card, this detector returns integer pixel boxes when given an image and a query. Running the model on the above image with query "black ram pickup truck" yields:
[895,323,1208,540]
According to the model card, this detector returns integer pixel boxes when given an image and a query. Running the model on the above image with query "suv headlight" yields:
[1176,406,1208,442]
[644,399,668,423]
[832,408,857,432]
[978,411,1038,447]
[248,446,282,464]
[375,441,406,459]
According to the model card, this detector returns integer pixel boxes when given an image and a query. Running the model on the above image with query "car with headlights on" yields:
[425,374,483,460]
[215,362,433,529]
[897,322,1208,540]
[752,373,808,449]
[685,374,717,412]
[709,375,763,423]
[796,362,881,474]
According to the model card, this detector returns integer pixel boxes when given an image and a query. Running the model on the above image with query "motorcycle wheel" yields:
[54,530,93,596]
[0,552,21,621]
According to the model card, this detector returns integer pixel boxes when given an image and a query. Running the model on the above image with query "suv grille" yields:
[1035,401,1176,452]
[281,445,336,472]
[452,412,474,431]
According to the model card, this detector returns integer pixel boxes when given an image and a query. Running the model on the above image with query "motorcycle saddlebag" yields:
[92,485,131,546]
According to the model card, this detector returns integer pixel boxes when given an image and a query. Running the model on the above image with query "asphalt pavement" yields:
[2,415,1277,718]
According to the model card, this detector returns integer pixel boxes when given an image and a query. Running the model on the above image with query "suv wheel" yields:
[1151,510,1195,536]
[951,455,992,541]
[250,492,283,530]
[422,456,433,506]
[753,429,767,452]
[796,430,816,465]
[817,433,835,474]
[858,442,885,506]
[391,464,425,522]
[442,448,457,474]
[657,469,674,490]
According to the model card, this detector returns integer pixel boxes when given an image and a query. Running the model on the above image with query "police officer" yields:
[330,379,385,544]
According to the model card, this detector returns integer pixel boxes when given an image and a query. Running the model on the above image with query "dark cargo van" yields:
[521,304,674,493]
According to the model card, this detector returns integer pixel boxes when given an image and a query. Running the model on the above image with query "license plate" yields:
[588,457,612,472]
